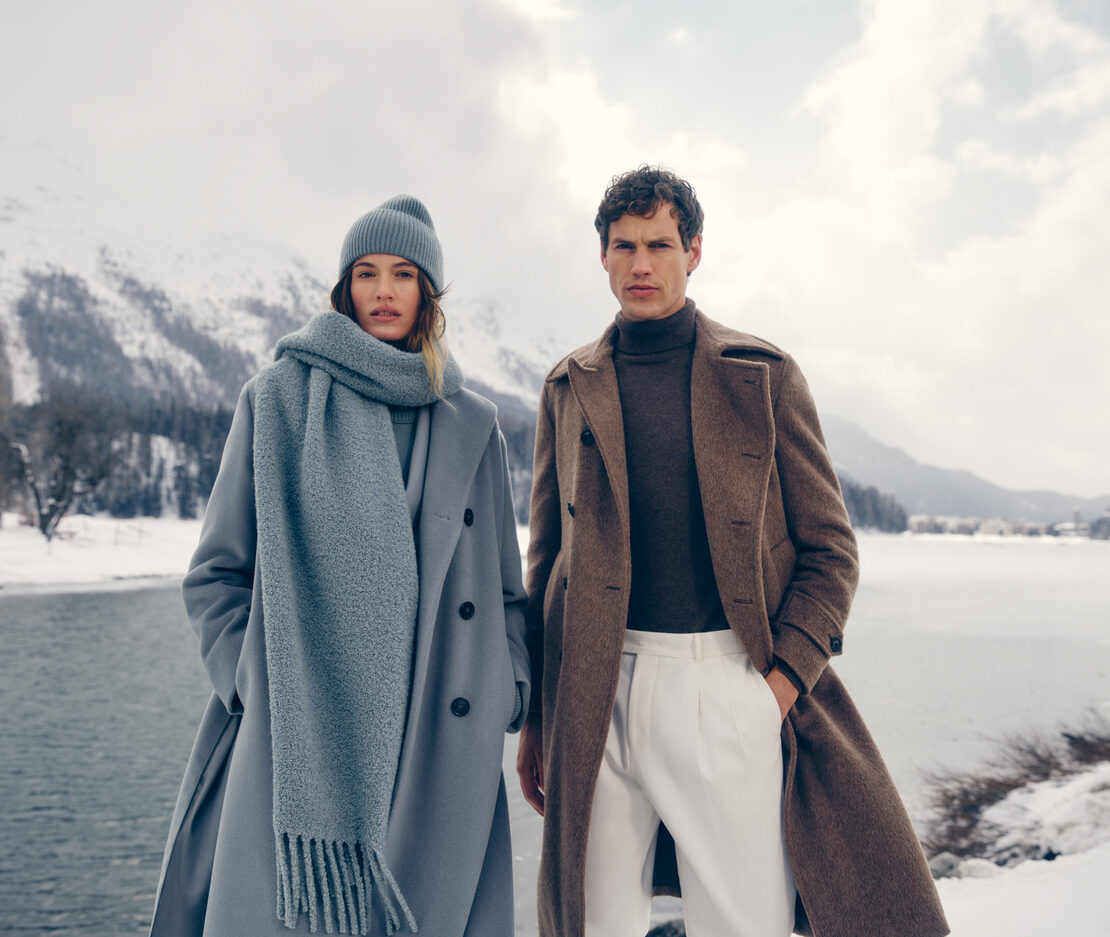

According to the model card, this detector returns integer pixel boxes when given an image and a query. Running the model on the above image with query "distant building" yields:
[906,514,1051,536]
[1049,520,1091,538]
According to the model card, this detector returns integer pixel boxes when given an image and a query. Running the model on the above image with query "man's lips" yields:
[626,285,658,297]
[371,308,401,317]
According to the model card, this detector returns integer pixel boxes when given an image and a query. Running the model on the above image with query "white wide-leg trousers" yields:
[583,628,796,937]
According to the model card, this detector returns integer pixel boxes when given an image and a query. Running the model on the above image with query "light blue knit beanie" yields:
[337,195,444,292]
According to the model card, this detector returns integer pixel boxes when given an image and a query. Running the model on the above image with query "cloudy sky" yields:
[3,0,1108,497]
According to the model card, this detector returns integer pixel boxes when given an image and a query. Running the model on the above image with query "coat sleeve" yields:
[181,382,257,714]
[523,382,562,718]
[769,356,859,694]
[496,427,531,733]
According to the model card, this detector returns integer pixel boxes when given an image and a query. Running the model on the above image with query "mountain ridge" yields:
[2,189,1104,525]
[822,414,1109,524]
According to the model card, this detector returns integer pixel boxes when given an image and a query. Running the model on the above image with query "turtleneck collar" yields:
[614,297,696,355]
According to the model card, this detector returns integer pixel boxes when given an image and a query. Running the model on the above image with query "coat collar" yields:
[566,344,631,535]
[548,300,786,547]
[546,300,785,382]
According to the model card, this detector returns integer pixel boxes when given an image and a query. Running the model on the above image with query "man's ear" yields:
[686,233,703,275]
[600,240,609,272]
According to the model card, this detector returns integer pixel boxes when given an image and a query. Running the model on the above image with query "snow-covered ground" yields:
[0,511,201,592]
[2,517,1109,935]
[934,763,1110,935]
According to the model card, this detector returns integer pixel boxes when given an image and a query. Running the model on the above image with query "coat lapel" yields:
[400,390,496,764]
[690,312,778,664]
[566,326,630,536]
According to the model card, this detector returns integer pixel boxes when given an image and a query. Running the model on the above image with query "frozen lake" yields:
[1,533,1108,935]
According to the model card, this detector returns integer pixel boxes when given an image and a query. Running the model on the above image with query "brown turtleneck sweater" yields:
[613,299,728,634]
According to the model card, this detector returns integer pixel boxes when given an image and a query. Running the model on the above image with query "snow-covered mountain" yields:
[0,180,555,413]
[3,171,1105,526]
[822,415,1110,525]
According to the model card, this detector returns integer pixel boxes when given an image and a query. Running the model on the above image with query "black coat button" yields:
[566,502,575,517]
[580,428,595,446]
[562,576,568,590]
[450,697,470,717]
[459,601,475,620]
[463,508,474,526]
[830,636,843,653]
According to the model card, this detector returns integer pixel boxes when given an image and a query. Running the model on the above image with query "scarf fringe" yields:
[276,832,418,934]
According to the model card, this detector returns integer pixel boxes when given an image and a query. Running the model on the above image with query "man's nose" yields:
[631,248,652,274]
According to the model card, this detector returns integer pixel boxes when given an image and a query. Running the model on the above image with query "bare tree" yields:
[0,337,16,526]
[9,389,126,541]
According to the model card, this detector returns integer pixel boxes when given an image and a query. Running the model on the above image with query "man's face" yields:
[601,206,702,321]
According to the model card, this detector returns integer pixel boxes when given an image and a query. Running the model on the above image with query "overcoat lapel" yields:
[690,322,777,668]
[566,328,630,537]
[398,390,496,778]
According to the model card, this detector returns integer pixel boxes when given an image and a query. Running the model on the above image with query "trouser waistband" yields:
[622,627,745,659]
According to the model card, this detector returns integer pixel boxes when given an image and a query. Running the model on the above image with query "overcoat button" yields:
[450,698,470,717]
[580,428,595,446]
[463,508,474,526]
[562,576,568,590]
[459,601,475,620]
[567,502,575,517]
[830,636,843,653]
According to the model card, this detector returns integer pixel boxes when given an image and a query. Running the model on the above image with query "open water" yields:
[1,534,1108,935]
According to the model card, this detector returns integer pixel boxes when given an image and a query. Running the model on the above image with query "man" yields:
[516,167,947,937]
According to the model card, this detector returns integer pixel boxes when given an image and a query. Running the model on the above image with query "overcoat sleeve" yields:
[181,381,257,715]
[497,427,531,732]
[523,381,562,717]
[769,357,859,694]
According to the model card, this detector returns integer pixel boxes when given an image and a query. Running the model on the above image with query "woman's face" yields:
[348,253,423,342]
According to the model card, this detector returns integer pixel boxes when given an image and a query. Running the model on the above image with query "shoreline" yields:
[2,515,1106,595]
[0,572,183,598]
[0,512,200,594]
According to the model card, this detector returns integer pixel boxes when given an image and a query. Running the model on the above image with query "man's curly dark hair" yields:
[594,165,705,250]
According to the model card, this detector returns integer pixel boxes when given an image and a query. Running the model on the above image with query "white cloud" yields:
[3,0,1109,496]
[694,0,1110,495]
[956,140,1065,183]
[498,0,577,22]
[1013,56,1110,119]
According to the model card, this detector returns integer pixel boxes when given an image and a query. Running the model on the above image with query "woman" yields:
[149,195,530,936]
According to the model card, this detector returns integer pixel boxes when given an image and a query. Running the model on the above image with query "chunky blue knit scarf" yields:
[252,311,462,934]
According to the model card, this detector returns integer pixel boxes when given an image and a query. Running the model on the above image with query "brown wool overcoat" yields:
[524,307,949,937]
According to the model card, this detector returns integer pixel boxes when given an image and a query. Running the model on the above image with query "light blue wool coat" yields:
[149,371,530,936]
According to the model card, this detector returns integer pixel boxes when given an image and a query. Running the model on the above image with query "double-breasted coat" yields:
[525,308,948,937]
[149,380,530,936]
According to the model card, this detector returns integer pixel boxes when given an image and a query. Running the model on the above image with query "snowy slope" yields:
[0,152,556,410]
